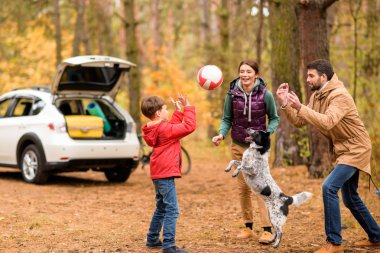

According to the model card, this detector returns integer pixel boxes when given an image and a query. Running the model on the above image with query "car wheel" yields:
[104,167,131,183]
[21,144,48,184]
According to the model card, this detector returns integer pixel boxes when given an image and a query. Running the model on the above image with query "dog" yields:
[225,128,312,248]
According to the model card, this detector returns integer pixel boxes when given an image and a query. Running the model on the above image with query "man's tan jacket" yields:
[282,74,372,175]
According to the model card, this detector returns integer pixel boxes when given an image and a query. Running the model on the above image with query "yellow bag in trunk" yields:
[65,115,104,138]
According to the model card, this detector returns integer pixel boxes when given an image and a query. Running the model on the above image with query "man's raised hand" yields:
[276,83,289,106]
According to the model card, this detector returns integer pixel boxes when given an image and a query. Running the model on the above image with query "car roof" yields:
[3,88,52,102]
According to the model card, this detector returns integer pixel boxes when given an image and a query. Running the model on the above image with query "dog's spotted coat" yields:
[225,129,312,248]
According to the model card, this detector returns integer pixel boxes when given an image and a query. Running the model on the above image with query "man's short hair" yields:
[141,96,165,119]
[307,59,334,80]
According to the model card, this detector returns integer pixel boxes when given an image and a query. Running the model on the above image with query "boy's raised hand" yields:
[178,92,190,106]
[170,97,181,111]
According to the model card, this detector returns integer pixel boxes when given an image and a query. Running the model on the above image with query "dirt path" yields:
[0,146,379,253]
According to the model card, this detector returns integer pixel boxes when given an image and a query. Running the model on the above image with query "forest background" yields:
[0,0,379,181]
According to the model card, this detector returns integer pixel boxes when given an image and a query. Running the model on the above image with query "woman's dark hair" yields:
[140,96,165,119]
[238,60,259,74]
[306,59,334,80]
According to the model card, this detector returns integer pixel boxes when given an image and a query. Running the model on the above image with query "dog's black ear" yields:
[257,131,270,154]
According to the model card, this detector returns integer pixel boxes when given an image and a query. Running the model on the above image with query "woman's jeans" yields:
[147,177,179,249]
[322,164,380,245]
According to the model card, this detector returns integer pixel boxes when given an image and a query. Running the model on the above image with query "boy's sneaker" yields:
[146,240,162,248]
[162,246,188,253]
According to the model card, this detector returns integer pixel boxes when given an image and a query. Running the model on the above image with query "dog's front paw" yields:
[232,171,240,177]
[225,167,232,172]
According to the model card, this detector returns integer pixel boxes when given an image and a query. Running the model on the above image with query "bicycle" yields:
[138,135,191,175]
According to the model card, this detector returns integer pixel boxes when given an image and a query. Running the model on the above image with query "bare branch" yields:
[114,10,128,26]
[322,0,338,12]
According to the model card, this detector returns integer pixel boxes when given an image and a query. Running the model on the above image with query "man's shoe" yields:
[146,240,162,248]
[258,231,273,244]
[353,239,380,247]
[162,246,188,253]
[314,242,344,253]
[236,227,254,239]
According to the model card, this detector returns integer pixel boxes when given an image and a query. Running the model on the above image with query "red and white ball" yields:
[197,65,223,90]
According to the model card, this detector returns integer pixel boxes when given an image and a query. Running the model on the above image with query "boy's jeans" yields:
[322,164,380,245]
[147,177,179,249]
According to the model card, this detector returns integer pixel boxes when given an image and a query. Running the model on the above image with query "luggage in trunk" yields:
[65,115,104,138]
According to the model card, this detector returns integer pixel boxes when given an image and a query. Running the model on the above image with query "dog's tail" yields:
[291,192,313,206]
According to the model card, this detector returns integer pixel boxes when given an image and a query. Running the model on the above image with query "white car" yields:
[0,55,140,184]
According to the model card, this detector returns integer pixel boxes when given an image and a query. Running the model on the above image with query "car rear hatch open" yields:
[51,55,136,98]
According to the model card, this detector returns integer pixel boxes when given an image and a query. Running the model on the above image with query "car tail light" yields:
[48,122,67,133]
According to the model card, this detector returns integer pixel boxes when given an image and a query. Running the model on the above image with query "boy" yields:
[141,93,196,253]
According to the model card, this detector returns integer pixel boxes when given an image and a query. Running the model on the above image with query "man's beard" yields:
[309,78,323,91]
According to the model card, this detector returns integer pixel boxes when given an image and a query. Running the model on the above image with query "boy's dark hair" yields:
[238,60,259,74]
[307,59,334,80]
[141,96,165,119]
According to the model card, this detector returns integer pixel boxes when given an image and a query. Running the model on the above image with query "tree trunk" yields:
[93,0,114,56]
[133,1,147,66]
[269,0,304,168]
[53,0,62,66]
[297,0,338,177]
[124,0,142,133]
[72,0,85,56]
[349,0,362,102]
[256,0,265,66]
[199,0,217,137]
[363,0,380,79]
[199,0,210,49]
[151,0,160,72]
[207,0,230,138]
[82,15,91,55]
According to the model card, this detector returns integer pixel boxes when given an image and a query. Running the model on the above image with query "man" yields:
[276,59,380,253]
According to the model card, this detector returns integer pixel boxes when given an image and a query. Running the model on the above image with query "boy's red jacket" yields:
[142,106,196,180]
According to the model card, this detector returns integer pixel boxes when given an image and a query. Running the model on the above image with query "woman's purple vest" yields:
[229,78,267,144]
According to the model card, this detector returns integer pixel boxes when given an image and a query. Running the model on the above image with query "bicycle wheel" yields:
[181,146,191,175]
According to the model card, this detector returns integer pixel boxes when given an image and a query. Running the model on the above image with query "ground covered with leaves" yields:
[0,145,379,253]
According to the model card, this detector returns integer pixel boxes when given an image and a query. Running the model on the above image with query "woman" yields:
[212,60,279,244]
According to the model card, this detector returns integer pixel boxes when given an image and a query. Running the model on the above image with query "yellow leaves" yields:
[150,71,165,83]
[0,21,58,92]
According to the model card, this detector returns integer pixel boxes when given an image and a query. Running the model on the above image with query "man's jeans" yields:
[147,177,179,249]
[322,164,380,245]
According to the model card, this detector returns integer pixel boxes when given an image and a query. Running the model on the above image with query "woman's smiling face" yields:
[239,64,257,87]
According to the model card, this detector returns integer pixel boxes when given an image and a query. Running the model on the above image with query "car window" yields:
[0,98,13,117]
[12,98,34,117]
[60,66,119,87]
[31,99,45,115]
